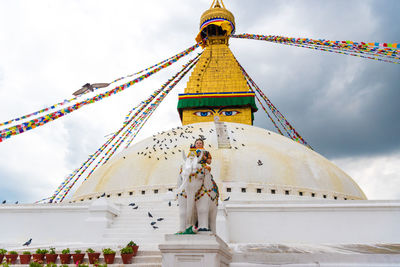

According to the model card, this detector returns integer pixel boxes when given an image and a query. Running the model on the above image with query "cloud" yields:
[0,0,399,202]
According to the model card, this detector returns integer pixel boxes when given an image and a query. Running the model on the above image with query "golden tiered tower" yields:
[177,0,257,125]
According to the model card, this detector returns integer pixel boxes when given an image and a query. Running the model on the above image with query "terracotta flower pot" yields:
[121,253,134,264]
[5,254,18,264]
[0,255,4,264]
[72,253,85,264]
[87,252,100,264]
[45,254,58,264]
[33,254,45,263]
[19,254,32,264]
[128,245,139,256]
[103,253,115,264]
[59,254,71,264]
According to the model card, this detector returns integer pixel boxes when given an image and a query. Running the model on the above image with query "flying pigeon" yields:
[15,201,18,204]
[128,203,135,206]
[148,212,153,218]
[157,218,164,221]
[100,193,106,197]
[2,200,6,204]
[168,201,171,207]
[23,238,32,246]
[150,222,157,225]
[152,226,159,229]
[223,196,230,202]
[257,160,263,166]
[133,206,138,210]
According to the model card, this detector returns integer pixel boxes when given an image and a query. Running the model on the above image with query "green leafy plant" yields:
[2,262,10,267]
[77,264,89,267]
[29,262,42,267]
[23,251,31,255]
[74,249,82,254]
[45,264,56,267]
[127,241,137,246]
[86,248,95,253]
[0,249,7,255]
[120,247,133,254]
[102,248,115,255]
[59,265,68,267]
[48,248,56,255]
[61,248,70,254]
[7,251,17,255]
[35,249,48,255]
[94,263,107,267]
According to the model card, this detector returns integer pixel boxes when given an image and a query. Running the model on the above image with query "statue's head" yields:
[194,138,204,149]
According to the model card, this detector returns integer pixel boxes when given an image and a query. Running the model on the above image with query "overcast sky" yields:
[0,0,399,203]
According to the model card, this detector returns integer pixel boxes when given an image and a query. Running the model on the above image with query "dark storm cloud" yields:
[228,0,400,159]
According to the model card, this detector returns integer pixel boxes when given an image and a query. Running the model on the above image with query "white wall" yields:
[226,200,400,244]
[0,199,119,245]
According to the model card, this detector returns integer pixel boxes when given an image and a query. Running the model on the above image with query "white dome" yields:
[72,122,366,201]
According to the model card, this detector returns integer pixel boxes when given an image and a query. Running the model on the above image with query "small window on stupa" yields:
[299,192,303,196]
[129,191,133,195]
[323,195,327,198]
[241,188,246,193]
[311,193,315,197]
[256,188,262,193]
[271,189,276,194]
[226,187,231,192]
[168,188,173,192]
[334,196,338,200]
[141,190,146,195]
[154,189,159,194]
[117,193,122,197]
[285,190,290,195]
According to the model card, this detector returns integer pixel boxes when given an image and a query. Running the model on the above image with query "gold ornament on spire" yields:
[196,0,235,45]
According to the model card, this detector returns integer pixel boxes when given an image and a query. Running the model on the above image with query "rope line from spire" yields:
[236,59,313,149]
[232,34,400,64]
[49,54,201,203]
[0,43,201,143]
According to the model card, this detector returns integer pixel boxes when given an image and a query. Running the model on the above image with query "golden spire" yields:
[177,1,257,126]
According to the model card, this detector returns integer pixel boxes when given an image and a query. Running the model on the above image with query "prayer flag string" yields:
[232,34,400,64]
[236,58,312,149]
[0,43,201,143]
[51,55,200,203]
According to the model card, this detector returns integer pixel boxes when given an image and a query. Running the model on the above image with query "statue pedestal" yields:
[158,233,232,267]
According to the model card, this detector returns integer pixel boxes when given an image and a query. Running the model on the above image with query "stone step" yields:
[102,232,173,238]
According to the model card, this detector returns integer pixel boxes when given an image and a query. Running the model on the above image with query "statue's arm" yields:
[206,152,212,164]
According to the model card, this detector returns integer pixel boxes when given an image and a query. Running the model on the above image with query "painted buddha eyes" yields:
[194,110,240,117]
[194,111,213,117]
[220,111,239,116]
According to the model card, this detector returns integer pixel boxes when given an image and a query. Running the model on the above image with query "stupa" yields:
[1,1,399,266]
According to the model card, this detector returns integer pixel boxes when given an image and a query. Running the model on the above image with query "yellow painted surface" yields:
[182,107,252,125]
[181,39,255,125]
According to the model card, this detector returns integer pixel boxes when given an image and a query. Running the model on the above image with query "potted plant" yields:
[29,262,43,267]
[20,251,32,264]
[127,241,139,256]
[0,249,7,263]
[59,249,71,264]
[45,248,57,264]
[72,250,85,264]
[5,251,18,264]
[120,246,134,264]
[86,248,100,264]
[33,249,48,263]
[102,248,115,264]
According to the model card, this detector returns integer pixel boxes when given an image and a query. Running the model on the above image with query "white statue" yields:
[176,138,219,234]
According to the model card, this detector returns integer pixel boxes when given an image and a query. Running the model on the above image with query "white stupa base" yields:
[159,233,232,267]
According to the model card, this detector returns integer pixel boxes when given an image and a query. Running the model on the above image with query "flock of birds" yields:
[131,124,252,162]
